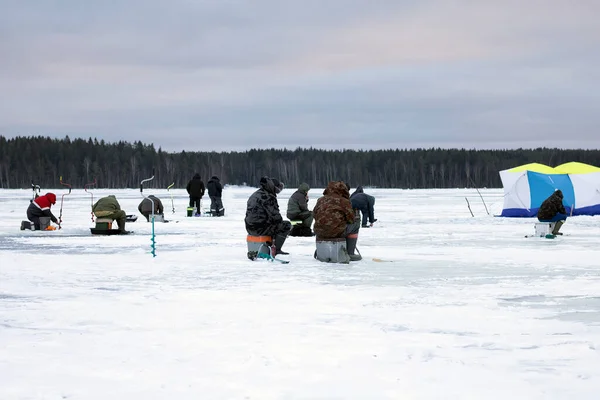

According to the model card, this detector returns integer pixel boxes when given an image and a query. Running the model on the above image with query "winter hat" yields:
[273,179,284,194]
[298,182,310,194]
[46,193,57,205]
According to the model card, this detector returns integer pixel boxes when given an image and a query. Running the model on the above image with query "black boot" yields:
[274,234,289,255]
[346,236,362,261]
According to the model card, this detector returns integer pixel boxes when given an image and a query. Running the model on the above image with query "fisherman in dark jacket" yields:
[313,181,361,261]
[186,173,205,216]
[138,195,164,222]
[207,176,224,216]
[286,182,313,236]
[537,189,568,235]
[245,177,292,255]
[25,192,58,230]
[350,186,377,228]
[93,195,127,232]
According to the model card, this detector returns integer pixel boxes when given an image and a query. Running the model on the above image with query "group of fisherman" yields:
[23,175,568,261]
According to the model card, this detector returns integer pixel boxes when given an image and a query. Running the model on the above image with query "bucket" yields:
[246,235,273,252]
[95,218,113,230]
[39,217,51,231]
[246,235,274,260]
[534,222,555,237]
[315,238,350,264]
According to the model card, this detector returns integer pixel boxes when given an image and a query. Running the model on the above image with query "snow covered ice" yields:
[1,187,600,399]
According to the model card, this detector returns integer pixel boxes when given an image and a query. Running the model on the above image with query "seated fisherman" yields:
[93,195,127,232]
[537,189,568,235]
[286,182,314,236]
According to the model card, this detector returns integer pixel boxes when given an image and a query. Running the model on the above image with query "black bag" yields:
[289,225,313,237]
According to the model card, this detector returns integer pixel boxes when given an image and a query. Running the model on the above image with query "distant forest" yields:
[1,135,600,189]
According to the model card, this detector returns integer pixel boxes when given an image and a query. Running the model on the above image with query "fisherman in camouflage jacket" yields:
[537,189,568,235]
[313,181,362,261]
[245,176,292,255]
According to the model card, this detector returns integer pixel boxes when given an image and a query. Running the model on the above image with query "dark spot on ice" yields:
[430,329,476,336]
[377,324,409,332]
[0,293,27,300]
[500,295,547,302]
[94,287,120,292]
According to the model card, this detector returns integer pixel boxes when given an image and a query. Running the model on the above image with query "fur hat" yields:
[272,179,284,194]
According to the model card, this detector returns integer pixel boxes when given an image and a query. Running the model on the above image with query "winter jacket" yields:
[245,177,283,236]
[138,195,164,215]
[207,176,222,198]
[313,181,355,239]
[186,174,205,198]
[27,193,58,223]
[92,195,122,217]
[537,190,567,220]
[350,186,376,224]
[286,182,310,219]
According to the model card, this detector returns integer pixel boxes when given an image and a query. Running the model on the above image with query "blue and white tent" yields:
[499,162,600,217]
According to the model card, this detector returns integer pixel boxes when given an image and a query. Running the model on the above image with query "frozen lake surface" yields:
[1,187,599,399]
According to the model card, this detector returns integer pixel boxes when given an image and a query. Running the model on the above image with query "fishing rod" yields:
[167,182,175,214]
[31,180,41,203]
[58,176,72,229]
[84,178,97,222]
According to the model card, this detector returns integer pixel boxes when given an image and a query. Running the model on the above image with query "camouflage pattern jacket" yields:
[245,177,283,236]
[313,181,355,239]
[537,190,566,220]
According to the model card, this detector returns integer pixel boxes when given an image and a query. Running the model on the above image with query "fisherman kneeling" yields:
[138,195,165,222]
[24,192,59,230]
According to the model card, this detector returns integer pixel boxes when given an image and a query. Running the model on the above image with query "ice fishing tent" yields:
[500,162,600,217]
[554,162,600,174]
[499,163,573,217]
[554,162,600,216]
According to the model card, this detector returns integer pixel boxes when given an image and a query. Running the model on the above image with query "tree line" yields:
[1,135,600,190]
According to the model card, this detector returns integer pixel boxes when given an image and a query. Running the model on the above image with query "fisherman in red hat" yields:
[26,192,59,230]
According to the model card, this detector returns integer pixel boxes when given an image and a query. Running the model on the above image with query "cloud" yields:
[0,0,599,151]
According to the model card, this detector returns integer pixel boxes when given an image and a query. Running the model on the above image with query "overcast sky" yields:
[1,0,599,152]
